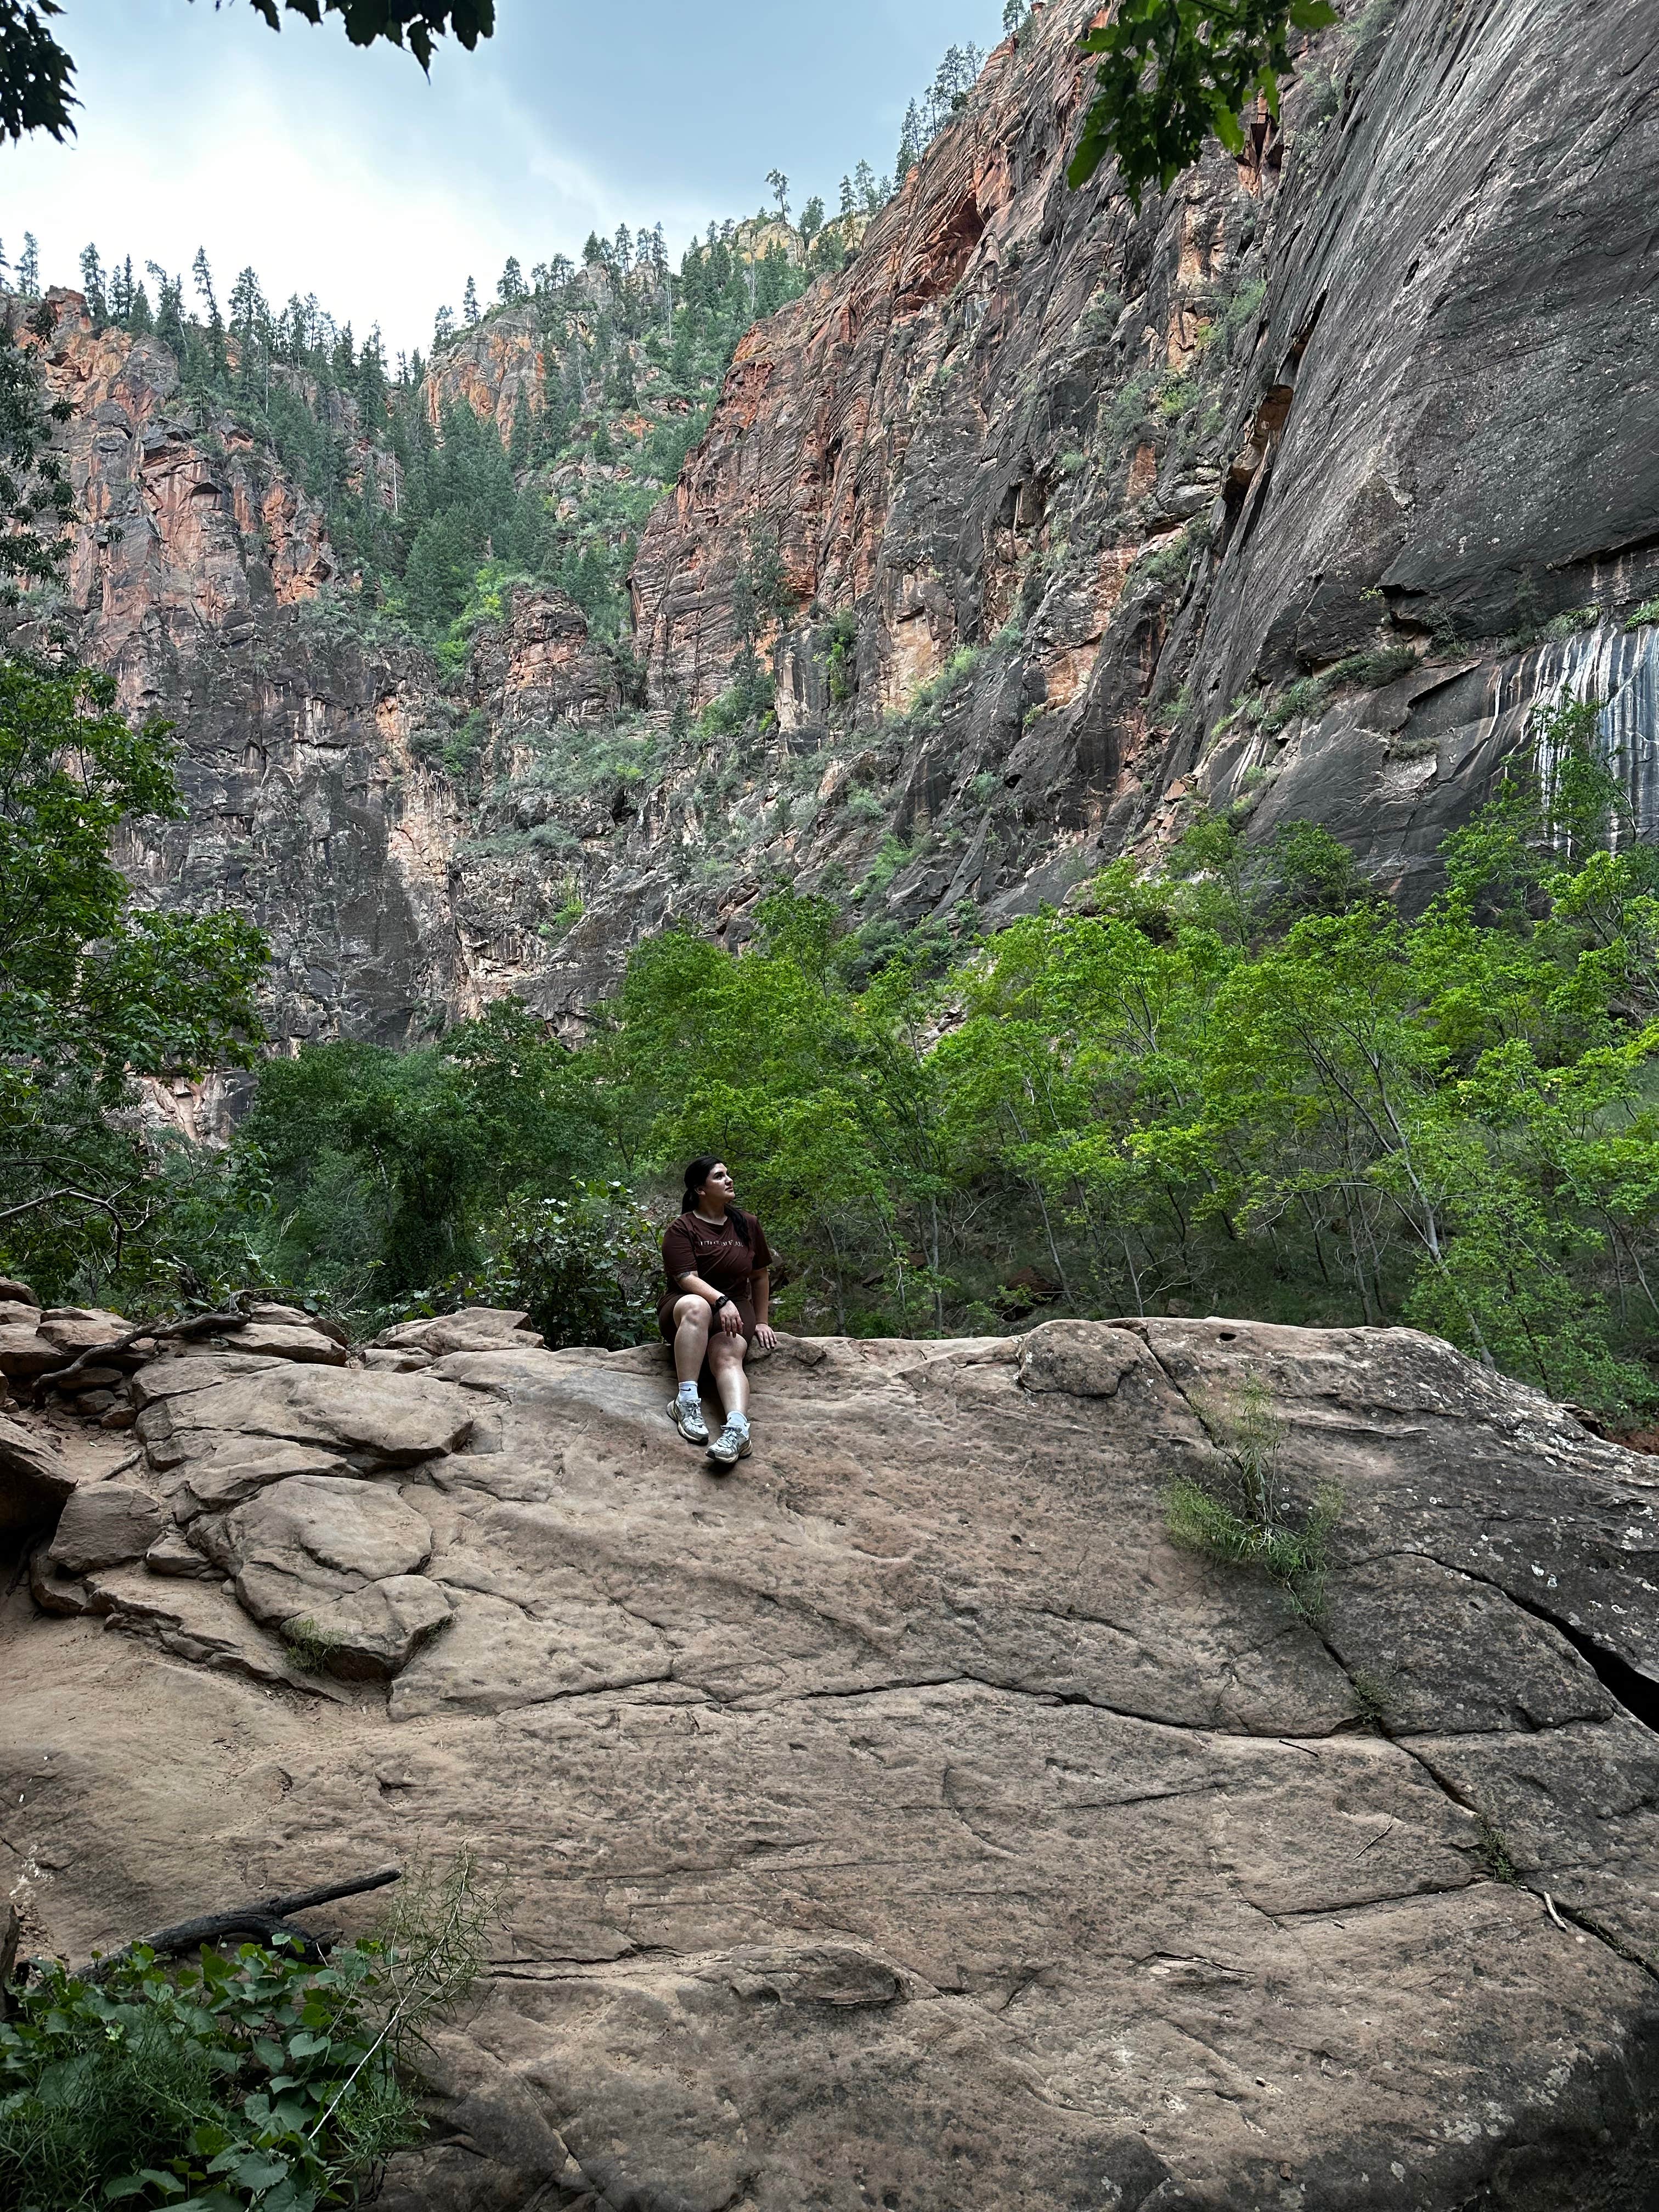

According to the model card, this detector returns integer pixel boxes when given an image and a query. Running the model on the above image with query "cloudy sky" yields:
[2,0,1008,360]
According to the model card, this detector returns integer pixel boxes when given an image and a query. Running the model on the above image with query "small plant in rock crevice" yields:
[280,1617,344,1676]
[1348,1665,1397,1729]
[1474,1816,1520,1884]
[1167,1372,1340,1624]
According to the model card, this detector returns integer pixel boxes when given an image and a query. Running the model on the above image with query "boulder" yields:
[201,1474,435,1627]
[27,1540,91,1616]
[247,1302,349,1346]
[12,1317,1659,2211]
[47,1484,169,1575]
[0,1325,63,1378]
[37,1308,133,1356]
[137,1363,476,1467]
[0,1412,75,1532]
[0,1277,40,1306]
[225,1322,349,1366]
[53,1365,126,1396]
[375,1306,546,1357]
[144,1527,219,1579]
[172,1439,352,1519]
[285,1575,453,1680]
[0,1300,43,1328]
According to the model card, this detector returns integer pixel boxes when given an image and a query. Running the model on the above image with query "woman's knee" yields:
[674,1296,709,1333]
[708,1330,748,1364]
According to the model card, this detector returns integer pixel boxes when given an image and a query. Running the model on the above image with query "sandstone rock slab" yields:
[0,1412,75,1533]
[286,1574,452,1680]
[0,1325,62,1379]
[201,1474,435,1628]
[139,1363,477,1466]
[224,1322,349,1366]
[47,1485,168,1575]
[377,1306,546,1357]
[10,1316,1659,2211]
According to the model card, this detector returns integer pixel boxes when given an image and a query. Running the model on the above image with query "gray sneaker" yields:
[668,1396,709,1446]
[707,1420,752,1468]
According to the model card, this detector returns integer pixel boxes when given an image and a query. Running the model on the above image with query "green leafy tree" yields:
[0,305,72,603]
[0,0,496,143]
[1070,0,1340,204]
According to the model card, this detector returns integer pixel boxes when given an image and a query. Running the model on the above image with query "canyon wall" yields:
[14,0,1659,1057]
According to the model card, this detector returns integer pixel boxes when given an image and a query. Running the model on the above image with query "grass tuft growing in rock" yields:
[1169,1373,1340,1623]
[281,1617,344,1676]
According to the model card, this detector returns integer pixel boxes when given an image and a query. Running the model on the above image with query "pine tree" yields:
[799,195,825,248]
[766,168,789,219]
[496,256,526,304]
[78,244,107,325]
[854,159,878,213]
[191,246,227,381]
[358,326,389,427]
[18,234,38,295]
[508,389,533,471]
[462,275,479,324]
[433,303,456,349]
[895,99,922,179]
[127,280,152,335]
[839,174,855,217]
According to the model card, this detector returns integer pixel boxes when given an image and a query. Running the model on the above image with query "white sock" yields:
[727,1409,750,1434]
[678,1382,699,1406]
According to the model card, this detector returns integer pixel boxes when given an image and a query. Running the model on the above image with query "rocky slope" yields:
[11,0,1659,1049]
[4,1305,1659,2207]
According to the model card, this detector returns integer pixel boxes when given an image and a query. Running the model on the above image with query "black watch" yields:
[712,1295,730,1313]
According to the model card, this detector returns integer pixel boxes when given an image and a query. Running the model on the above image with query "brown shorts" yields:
[657,1287,757,1345]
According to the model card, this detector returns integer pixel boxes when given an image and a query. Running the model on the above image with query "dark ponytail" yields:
[680,1154,751,1244]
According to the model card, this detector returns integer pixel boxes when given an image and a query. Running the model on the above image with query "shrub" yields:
[1625,597,1659,632]
[466,1180,659,1349]
[1168,1374,1340,1623]
[0,1936,421,2211]
[822,609,859,703]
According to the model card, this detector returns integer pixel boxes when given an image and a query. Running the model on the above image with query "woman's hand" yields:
[719,1301,746,1335]
[753,1322,778,1351]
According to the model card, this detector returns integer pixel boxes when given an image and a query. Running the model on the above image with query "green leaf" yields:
[1211,101,1246,155]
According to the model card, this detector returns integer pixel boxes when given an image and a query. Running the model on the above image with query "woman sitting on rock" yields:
[660,1155,776,1466]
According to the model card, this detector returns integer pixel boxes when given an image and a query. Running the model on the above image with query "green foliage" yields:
[1167,1475,1338,1618]
[0,1936,419,2211]
[1626,598,1659,633]
[1169,1372,1339,1621]
[280,1617,343,1675]
[0,304,73,601]
[0,651,269,1301]
[1474,1817,1519,1883]
[459,1180,659,1349]
[235,1000,607,1314]
[1,0,495,144]
[821,609,860,705]
[1070,0,1339,204]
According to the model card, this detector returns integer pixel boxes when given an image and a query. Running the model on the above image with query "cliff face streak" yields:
[18,0,1659,1048]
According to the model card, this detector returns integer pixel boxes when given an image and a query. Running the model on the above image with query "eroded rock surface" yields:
[4,1316,1658,2208]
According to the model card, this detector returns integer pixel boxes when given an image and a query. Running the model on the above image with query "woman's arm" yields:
[751,1267,777,1349]
[676,1270,746,1333]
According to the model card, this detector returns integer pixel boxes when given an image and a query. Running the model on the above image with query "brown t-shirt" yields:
[662,1210,773,1301]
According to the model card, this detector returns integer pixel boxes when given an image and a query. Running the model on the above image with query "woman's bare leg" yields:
[673,1295,712,1387]
[706,1332,749,1419]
